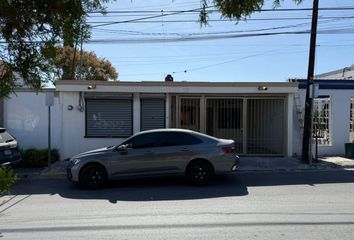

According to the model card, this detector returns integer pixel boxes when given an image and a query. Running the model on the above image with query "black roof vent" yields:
[165,74,173,82]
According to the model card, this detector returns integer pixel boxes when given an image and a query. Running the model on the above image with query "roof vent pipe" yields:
[165,74,173,82]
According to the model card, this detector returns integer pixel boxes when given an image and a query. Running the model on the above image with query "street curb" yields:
[238,167,354,173]
[14,166,354,180]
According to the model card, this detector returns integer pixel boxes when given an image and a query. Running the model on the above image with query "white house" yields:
[3,78,353,160]
[55,80,297,159]
[316,64,354,80]
[291,79,354,156]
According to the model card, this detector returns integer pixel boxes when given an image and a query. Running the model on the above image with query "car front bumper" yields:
[66,162,81,182]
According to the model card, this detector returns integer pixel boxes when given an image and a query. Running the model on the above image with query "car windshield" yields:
[0,131,14,144]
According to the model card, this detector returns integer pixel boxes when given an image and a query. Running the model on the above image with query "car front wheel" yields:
[186,160,213,186]
[79,164,108,189]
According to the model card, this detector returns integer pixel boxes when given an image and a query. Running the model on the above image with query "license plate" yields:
[4,150,12,156]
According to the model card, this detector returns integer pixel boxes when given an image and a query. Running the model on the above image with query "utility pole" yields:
[302,0,319,163]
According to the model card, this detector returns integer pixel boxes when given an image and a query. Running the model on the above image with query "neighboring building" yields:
[290,79,354,156]
[316,64,354,80]
[3,89,61,150]
[55,80,297,159]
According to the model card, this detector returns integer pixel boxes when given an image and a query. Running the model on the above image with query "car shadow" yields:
[9,170,354,203]
[10,174,249,203]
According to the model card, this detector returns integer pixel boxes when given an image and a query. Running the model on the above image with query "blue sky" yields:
[85,0,354,82]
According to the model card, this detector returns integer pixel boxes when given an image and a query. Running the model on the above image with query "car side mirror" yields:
[116,144,132,152]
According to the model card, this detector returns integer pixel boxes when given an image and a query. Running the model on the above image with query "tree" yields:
[0,0,112,97]
[53,46,118,81]
[200,0,303,25]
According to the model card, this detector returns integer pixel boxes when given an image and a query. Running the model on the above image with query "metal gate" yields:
[247,99,285,155]
[175,96,286,155]
[179,98,200,132]
[206,98,244,153]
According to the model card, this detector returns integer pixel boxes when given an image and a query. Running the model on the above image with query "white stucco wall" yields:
[293,89,352,156]
[3,91,61,150]
[60,92,145,159]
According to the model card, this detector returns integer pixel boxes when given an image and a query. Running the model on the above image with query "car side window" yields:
[125,133,158,149]
[158,132,203,147]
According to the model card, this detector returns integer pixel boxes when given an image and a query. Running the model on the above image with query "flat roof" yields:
[56,80,298,88]
[55,80,298,94]
[291,79,354,90]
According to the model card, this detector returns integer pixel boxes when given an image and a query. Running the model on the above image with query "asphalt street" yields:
[1,170,354,239]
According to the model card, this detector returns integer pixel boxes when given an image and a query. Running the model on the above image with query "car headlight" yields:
[70,158,81,165]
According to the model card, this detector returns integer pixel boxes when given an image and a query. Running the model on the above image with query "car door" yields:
[110,132,162,177]
[152,132,203,173]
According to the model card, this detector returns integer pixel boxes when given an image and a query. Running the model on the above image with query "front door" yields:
[206,98,244,154]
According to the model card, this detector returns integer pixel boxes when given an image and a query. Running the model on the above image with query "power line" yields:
[88,6,354,14]
[1,27,353,45]
[85,28,354,44]
[88,16,354,25]
[91,6,213,27]
[89,6,354,28]
[91,18,349,37]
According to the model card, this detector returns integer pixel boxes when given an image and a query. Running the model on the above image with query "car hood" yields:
[73,147,112,159]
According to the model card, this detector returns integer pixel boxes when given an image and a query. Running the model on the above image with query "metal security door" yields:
[178,97,201,132]
[246,98,285,155]
[206,98,244,154]
[141,98,165,131]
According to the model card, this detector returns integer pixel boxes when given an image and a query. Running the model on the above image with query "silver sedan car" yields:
[66,129,239,189]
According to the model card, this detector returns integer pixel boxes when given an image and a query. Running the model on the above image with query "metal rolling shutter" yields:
[141,99,165,131]
[86,99,132,137]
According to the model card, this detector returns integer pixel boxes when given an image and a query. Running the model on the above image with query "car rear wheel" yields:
[79,164,108,189]
[186,160,213,186]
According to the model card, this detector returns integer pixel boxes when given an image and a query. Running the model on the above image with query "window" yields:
[86,99,132,137]
[313,97,331,145]
[158,132,203,147]
[350,98,354,142]
[124,133,159,149]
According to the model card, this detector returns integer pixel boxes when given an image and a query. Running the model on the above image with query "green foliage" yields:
[0,0,113,97]
[200,0,303,25]
[0,165,18,195]
[54,46,118,81]
[20,149,60,168]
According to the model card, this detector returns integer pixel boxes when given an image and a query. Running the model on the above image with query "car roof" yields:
[134,128,219,141]
[138,128,194,134]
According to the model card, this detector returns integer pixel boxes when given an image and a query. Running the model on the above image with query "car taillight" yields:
[222,146,235,153]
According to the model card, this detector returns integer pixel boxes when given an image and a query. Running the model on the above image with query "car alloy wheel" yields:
[80,164,107,189]
[187,161,212,186]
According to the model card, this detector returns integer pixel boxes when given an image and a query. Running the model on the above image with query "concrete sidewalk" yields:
[13,156,354,179]
[240,156,354,171]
